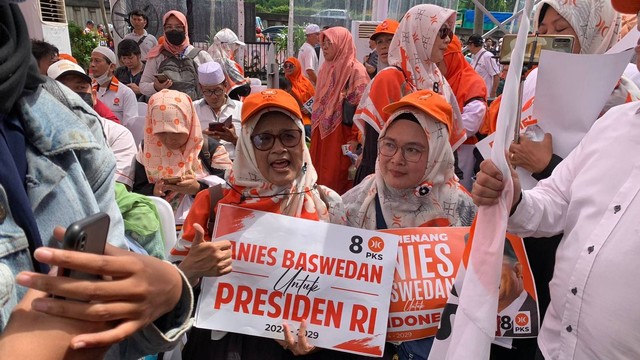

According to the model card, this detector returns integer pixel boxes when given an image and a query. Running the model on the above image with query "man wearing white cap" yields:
[91,46,138,125]
[48,59,137,189]
[194,61,242,159]
[298,24,320,85]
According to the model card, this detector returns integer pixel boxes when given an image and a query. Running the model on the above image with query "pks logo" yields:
[513,311,531,334]
[348,235,385,260]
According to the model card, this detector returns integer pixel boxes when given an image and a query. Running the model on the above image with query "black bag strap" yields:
[374,193,388,230]
[136,35,147,46]
[207,184,224,235]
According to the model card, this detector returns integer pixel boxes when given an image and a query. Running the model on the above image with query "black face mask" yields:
[165,30,186,46]
[75,91,94,108]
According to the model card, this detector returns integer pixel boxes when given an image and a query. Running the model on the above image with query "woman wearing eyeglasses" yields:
[139,10,213,100]
[283,57,315,136]
[343,90,477,360]
[352,4,466,187]
[173,89,354,359]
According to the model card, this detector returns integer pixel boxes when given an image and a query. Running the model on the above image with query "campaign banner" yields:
[434,232,539,344]
[383,227,467,342]
[194,204,400,357]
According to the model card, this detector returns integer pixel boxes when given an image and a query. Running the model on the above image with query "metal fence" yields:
[194,41,287,81]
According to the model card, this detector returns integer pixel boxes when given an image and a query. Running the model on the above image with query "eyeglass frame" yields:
[251,129,303,151]
[377,137,426,163]
[437,25,453,40]
[201,87,226,97]
[282,63,295,69]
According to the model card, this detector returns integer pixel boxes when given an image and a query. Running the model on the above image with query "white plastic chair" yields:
[148,196,177,259]
[137,101,148,117]
[124,115,146,147]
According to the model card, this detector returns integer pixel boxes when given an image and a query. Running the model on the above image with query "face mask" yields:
[165,30,186,46]
[91,71,112,86]
[75,91,94,107]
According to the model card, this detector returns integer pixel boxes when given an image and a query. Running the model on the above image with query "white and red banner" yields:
[194,204,400,357]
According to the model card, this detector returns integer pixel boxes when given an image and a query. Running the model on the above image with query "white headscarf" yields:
[533,0,620,55]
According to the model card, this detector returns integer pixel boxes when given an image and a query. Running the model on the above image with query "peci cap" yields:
[383,90,453,133]
[92,46,117,64]
[370,19,399,41]
[611,0,640,14]
[215,28,246,46]
[198,61,225,86]
[467,34,484,47]
[305,24,321,35]
[47,59,92,83]
[241,89,302,124]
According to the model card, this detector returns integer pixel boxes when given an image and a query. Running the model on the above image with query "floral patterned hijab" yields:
[343,91,475,229]
[138,89,206,183]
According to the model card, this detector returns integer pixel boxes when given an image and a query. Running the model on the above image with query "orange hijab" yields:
[146,11,190,59]
[284,57,315,104]
[443,35,487,111]
[311,27,369,139]
[284,57,315,125]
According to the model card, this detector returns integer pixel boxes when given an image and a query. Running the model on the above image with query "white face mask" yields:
[91,71,112,86]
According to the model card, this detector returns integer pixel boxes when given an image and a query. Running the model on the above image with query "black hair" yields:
[538,4,550,27]
[393,112,420,125]
[278,76,292,91]
[31,39,59,61]
[129,9,149,29]
[117,39,142,57]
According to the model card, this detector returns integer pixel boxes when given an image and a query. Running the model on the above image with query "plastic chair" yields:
[137,102,148,117]
[148,196,177,259]
[124,115,146,147]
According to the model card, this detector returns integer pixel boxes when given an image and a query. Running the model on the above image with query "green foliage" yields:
[68,22,100,71]
[273,25,305,55]
[459,0,517,12]
[270,5,290,14]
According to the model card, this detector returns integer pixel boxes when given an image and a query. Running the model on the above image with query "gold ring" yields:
[510,153,515,160]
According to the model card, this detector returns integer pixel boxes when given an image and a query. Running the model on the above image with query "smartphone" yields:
[154,73,169,83]
[58,212,110,281]
[498,34,575,65]
[208,116,233,132]
[163,176,182,184]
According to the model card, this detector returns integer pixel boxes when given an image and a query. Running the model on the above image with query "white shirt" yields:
[471,50,499,93]
[123,30,158,61]
[508,101,640,359]
[102,118,136,188]
[297,42,318,80]
[95,77,139,125]
[193,96,242,159]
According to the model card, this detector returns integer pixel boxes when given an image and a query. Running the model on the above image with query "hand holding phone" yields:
[58,212,110,281]
[163,176,182,185]
[209,116,233,132]
[154,73,169,83]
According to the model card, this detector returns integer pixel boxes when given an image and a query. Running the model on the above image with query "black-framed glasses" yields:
[202,87,225,97]
[283,63,294,69]
[251,129,302,151]
[438,26,453,40]
[378,138,426,163]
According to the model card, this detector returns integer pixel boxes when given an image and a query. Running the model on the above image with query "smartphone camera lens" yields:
[79,233,87,250]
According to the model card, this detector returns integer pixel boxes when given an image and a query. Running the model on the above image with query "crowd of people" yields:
[2,0,640,358]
